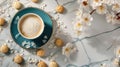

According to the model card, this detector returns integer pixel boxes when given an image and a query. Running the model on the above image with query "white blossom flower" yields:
[76,9,83,17]
[93,0,101,5]
[106,13,116,23]
[81,0,89,8]
[76,0,120,27]
[75,30,82,36]
[106,13,120,24]
[74,22,82,30]
[62,43,77,57]
[76,10,82,16]
[96,4,107,14]
[112,3,120,12]
[76,9,83,19]
[91,0,102,9]
[74,22,83,36]
[102,0,120,5]
[81,13,93,26]
[113,58,120,66]
[102,0,115,6]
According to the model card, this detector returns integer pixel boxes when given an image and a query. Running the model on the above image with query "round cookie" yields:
[14,55,24,64]
[36,48,45,57]
[49,60,58,67]
[0,44,9,53]
[0,18,5,26]
[12,1,22,10]
[54,38,64,47]
[32,0,39,3]
[37,61,47,67]
[56,5,65,13]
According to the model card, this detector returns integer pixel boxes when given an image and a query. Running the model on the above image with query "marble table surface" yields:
[0,0,120,67]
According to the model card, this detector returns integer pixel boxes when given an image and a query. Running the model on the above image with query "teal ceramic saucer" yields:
[10,7,53,49]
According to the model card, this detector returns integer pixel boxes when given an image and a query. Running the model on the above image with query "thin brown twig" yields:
[90,9,96,15]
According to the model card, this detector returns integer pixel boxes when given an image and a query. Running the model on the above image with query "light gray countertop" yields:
[0,0,119,67]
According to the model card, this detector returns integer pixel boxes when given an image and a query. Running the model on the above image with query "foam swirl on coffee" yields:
[19,15,44,39]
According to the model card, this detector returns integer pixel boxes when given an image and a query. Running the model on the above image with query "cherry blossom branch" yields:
[89,9,120,21]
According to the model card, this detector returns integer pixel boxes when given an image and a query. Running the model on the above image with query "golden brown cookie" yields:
[12,1,22,10]
[32,0,39,3]
[0,18,5,26]
[14,55,24,64]
[49,60,58,67]
[56,5,64,13]
[37,61,47,67]
[0,44,9,53]
[36,48,45,57]
[54,38,64,47]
